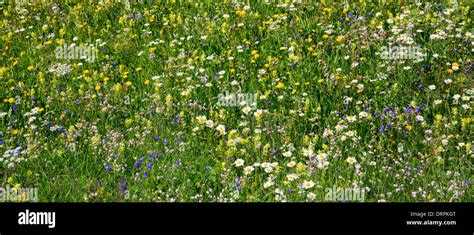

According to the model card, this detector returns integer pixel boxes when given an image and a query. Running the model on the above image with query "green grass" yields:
[0,0,472,202]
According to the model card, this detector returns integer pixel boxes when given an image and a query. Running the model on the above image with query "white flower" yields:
[316,153,328,161]
[206,120,214,128]
[416,115,424,122]
[287,161,296,168]
[282,151,292,157]
[302,180,315,189]
[243,166,254,175]
[216,124,226,135]
[345,130,355,137]
[261,162,271,168]
[307,192,316,201]
[428,85,436,91]
[264,167,273,173]
[242,106,251,115]
[234,159,244,167]
[254,109,263,118]
[346,115,356,123]
[335,124,345,132]
[196,115,207,125]
[263,180,274,188]
[346,157,357,165]
[302,148,314,157]
[359,111,368,118]
[286,173,299,181]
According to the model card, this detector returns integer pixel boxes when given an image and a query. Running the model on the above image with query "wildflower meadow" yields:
[0,0,472,202]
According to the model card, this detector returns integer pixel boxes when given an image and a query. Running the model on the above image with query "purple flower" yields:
[175,161,181,166]
[105,164,113,171]
[379,125,386,133]
[154,135,159,141]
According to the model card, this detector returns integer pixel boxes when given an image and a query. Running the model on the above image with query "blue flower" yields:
[105,164,112,171]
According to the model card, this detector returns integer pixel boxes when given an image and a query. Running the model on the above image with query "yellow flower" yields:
[124,118,133,127]
[103,77,110,83]
[236,9,246,17]
[144,79,150,85]
[322,34,329,39]
[12,129,18,135]
[95,84,101,91]
[447,69,453,74]
[27,65,34,71]
[405,125,413,131]
[336,36,343,42]
[317,79,324,84]
[125,81,133,87]
[276,82,285,89]
[135,67,142,72]
[7,97,15,103]
[59,28,66,37]
[0,66,9,74]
